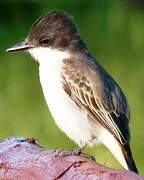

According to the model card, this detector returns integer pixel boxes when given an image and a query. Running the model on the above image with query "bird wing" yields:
[61,56,130,145]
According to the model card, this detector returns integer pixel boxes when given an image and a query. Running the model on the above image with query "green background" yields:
[0,0,144,174]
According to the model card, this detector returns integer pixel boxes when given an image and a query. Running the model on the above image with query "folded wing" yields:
[61,56,130,145]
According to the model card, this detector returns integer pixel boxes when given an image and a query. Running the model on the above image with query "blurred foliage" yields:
[0,0,144,174]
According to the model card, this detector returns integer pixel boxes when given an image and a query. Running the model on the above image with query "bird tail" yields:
[100,129,138,173]
[121,144,138,173]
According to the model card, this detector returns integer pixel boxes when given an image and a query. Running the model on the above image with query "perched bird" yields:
[6,11,138,173]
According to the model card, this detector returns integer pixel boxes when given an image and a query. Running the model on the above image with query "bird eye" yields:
[39,38,50,46]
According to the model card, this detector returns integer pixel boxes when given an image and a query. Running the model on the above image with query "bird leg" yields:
[53,145,95,161]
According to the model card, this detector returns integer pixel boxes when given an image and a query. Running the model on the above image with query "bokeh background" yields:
[0,0,144,174]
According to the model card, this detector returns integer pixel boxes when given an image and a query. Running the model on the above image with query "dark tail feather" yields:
[122,144,138,174]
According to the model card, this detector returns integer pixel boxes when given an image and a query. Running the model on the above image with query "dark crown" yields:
[27,11,86,51]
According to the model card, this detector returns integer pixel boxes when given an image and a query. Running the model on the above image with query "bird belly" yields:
[39,63,101,147]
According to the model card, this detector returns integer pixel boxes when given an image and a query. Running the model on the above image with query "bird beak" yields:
[6,41,34,52]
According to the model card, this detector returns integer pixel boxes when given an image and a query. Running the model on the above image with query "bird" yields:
[6,11,138,173]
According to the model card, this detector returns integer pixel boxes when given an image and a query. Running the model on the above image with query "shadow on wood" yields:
[0,137,143,180]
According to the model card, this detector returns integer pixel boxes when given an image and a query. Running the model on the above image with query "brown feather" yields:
[61,53,130,145]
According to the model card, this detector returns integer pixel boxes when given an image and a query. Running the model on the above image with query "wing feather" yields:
[62,57,130,145]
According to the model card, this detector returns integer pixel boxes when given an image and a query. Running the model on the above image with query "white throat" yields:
[28,47,71,109]
[28,47,70,64]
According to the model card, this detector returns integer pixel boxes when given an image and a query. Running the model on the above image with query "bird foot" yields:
[54,147,81,156]
[54,147,95,161]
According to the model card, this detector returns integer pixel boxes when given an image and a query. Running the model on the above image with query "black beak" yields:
[6,41,34,52]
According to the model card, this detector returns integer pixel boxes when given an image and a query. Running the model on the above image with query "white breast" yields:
[29,47,94,147]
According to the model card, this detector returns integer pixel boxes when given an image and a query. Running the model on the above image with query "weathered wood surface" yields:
[0,137,143,180]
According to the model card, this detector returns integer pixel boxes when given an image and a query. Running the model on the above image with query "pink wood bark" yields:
[0,137,143,180]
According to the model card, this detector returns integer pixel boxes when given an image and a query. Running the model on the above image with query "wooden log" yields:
[0,137,143,180]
